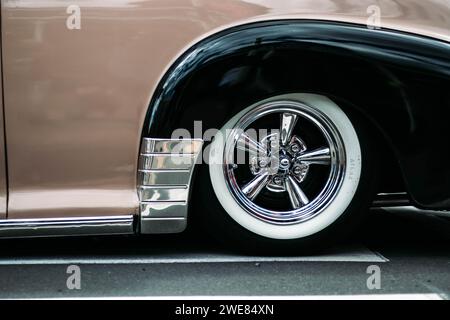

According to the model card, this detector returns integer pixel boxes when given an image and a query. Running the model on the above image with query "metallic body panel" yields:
[1,1,449,220]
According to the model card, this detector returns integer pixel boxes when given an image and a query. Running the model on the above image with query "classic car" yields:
[0,0,449,253]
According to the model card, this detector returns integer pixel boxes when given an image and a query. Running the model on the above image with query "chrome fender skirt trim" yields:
[0,215,134,238]
[138,138,203,234]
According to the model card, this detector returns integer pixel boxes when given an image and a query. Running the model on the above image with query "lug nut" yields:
[258,159,268,168]
[273,176,282,185]
[291,144,300,153]
[293,166,302,175]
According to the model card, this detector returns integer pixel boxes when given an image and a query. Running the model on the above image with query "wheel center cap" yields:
[279,157,291,170]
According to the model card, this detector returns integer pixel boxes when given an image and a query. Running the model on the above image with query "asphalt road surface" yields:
[0,207,448,299]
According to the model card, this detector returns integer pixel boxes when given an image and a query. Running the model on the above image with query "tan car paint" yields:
[1,0,449,219]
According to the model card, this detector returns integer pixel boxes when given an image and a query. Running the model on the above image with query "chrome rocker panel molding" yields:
[0,215,134,238]
[138,138,203,234]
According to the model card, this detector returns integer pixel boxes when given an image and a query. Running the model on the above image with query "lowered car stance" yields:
[0,0,449,253]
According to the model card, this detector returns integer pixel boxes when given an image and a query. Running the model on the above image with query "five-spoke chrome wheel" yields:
[223,100,346,224]
[208,93,362,241]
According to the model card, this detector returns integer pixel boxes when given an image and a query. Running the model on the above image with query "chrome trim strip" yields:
[372,192,410,207]
[140,202,187,218]
[0,215,134,238]
[139,186,188,202]
[139,170,192,185]
[379,205,450,218]
[138,138,203,234]
[377,192,408,196]
[139,154,195,170]
[141,139,202,154]
[140,217,187,234]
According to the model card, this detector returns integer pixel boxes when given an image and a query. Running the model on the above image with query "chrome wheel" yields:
[223,100,346,225]
[209,93,362,241]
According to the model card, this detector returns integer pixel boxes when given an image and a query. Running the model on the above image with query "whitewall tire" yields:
[196,93,375,253]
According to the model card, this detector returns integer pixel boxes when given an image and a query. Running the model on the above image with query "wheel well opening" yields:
[170,45,408,195]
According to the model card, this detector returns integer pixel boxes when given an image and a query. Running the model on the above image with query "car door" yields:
[1,1,139,219]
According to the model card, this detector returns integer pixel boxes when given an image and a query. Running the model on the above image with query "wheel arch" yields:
[141,20,450,209]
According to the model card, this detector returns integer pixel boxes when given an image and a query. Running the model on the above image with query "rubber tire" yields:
[193,94,378,255]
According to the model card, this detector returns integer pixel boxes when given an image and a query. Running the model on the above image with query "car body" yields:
[0,0,449,251]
